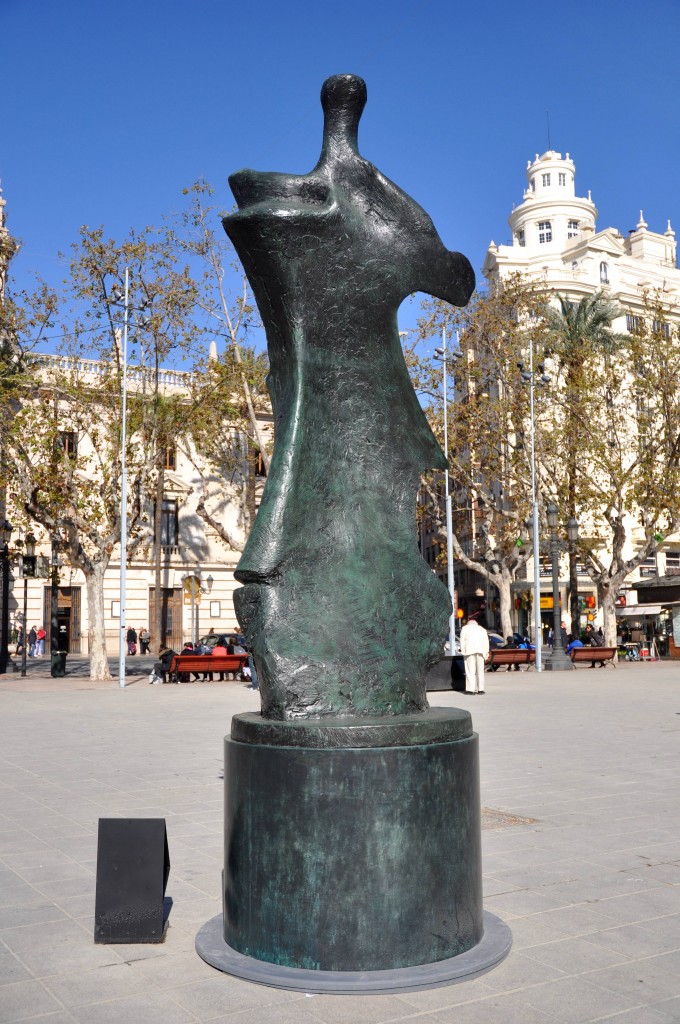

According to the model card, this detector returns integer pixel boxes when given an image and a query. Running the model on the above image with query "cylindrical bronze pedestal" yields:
[196,708,511,992]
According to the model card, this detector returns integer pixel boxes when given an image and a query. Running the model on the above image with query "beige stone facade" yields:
[8,356,271,655]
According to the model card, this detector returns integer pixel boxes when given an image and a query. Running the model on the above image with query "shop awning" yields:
[615,604,662,617]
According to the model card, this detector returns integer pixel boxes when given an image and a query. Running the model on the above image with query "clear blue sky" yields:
[3,0,680,345]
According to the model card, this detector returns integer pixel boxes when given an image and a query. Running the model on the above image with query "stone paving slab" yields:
[0,661,678,1022]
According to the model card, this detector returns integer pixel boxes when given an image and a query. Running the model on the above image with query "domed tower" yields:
[508,150,597,253]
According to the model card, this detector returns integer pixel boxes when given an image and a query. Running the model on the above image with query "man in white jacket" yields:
[459,618,490,694]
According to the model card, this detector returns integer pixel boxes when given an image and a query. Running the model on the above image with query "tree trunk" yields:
[497,574,513,640]
[566,367,580,636]
[246,437,257,530]
[569,549,580,636]
[598,582,618,649]
[86,564,111,680]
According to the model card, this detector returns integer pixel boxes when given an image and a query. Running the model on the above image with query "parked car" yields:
[487,631,506,648]
[444,637,462,655]
[198,631,243,650]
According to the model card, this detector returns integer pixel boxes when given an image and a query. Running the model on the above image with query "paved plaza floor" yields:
[0,659,678,1023]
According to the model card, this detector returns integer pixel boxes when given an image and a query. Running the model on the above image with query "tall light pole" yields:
[434,328,462,651]
[15,532,36,678]
[544,502,577,671]
[50,532,61,674]
[0,518,13,675]
[518,343,550,671]
[110,273,151,687]
[111,271,131,688]
[568,520,580,638]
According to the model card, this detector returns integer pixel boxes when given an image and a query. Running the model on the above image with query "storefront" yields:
[614,603,664,657]
[634,576,680,658]
[511,583,598,642]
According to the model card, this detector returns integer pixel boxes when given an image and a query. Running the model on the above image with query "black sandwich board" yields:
[94,818,170,943]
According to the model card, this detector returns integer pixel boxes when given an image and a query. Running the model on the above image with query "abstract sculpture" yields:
[224,74,474,718]
[196,76,511,992]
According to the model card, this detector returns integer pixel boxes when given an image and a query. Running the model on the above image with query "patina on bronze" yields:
[224,74,474,719]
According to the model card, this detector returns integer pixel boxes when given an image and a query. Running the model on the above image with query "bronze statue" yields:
[224,74,474,719]
[195,78,510,989]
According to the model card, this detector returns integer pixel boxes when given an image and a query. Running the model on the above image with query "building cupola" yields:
[508,150,597,253]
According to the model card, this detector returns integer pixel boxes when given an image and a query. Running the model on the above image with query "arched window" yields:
[600,261,609,284]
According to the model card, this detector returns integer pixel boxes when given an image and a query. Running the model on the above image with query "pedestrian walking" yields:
[139,627,151,655]
[28,626,37,658]
[126,626,137,655]
[36,626,46,656]
[246,652,258,689]
[459,618,490,695]
[15,625,24,655]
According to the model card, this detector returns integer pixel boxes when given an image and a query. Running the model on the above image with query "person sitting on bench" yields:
[584,624,604,667]
[211,636,229,680]
[150,645,176,684]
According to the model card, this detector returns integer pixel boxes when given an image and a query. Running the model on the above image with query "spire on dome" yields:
[665,219,675,237]
[637,211,648,229]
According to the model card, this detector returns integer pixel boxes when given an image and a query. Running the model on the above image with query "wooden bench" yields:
[570,646,617,668]
[486,648,535,671]
[168,654,248,683]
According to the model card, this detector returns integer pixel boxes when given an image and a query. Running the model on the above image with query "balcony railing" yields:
[30,354,191,388]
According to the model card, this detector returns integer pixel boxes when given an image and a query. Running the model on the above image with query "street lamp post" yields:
[0,518,13,674]
[434,328,462,651]
[197,573,214,645]
[544,502,575,671]
[181,573,202,646]
[50,533,61,670]
[110,272,151,689]
[518,346,550,671]
[567,516,580,637]
[111,270,131,688]
[16,532,36,678]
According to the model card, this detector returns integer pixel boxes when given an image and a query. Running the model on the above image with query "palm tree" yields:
[544,290,628,635]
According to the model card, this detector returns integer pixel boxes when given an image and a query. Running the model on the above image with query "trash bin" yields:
[51,651,67,677]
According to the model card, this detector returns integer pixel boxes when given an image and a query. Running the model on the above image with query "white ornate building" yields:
[482,150,680,650]
[483,149,678,319]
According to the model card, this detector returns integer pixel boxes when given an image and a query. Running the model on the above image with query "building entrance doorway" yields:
[148,588,182,651]
[43,587,81,653]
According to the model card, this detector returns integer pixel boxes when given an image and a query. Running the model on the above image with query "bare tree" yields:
[417,276,550,637]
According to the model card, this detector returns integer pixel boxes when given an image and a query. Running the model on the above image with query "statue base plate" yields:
[196,910,511,994]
